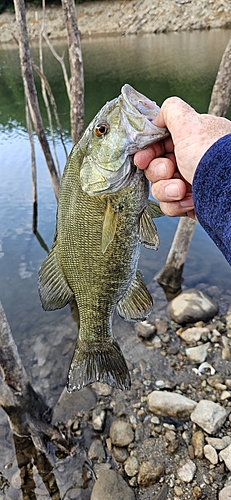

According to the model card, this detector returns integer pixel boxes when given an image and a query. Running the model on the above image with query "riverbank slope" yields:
[0,0,231,44]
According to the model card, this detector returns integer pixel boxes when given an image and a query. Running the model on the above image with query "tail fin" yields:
[67,339,131,392]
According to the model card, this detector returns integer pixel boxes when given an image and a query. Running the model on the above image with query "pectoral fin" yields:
[38,242,73,311]
[139,208,159,249]
[117,270,153,321]
[102,198,118,254]
[147,200,165,218]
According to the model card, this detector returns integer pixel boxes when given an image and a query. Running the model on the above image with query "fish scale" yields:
[38,84,168,391]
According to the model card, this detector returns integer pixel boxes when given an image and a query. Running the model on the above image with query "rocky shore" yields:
[0,0,231,44]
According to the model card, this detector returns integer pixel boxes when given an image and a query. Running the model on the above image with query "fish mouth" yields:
[121,84,169,151]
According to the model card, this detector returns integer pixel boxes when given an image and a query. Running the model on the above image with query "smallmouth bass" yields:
[38,84,168,391]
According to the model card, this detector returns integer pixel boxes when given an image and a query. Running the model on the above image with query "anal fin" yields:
[117,270,153,321]
[38,243,73,311]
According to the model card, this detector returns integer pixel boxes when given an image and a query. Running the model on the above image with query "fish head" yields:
[80,84,169,195]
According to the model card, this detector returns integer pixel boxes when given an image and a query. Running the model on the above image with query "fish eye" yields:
[95,122,110,137]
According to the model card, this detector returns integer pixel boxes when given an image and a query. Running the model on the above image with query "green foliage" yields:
[0,0,13,14]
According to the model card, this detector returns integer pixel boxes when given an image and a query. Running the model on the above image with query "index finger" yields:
[134,137,173,170]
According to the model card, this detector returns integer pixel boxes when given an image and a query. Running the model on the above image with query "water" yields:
[1,29,231,498]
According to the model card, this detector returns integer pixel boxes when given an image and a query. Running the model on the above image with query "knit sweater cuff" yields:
[192,133,231,265]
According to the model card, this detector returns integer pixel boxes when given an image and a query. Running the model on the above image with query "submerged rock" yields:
[91,469,135,500]
[167,288,219,324]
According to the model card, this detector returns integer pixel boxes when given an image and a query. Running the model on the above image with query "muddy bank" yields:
[0,0,231,44]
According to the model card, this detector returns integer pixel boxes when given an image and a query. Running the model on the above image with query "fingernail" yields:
[165,183,180,198]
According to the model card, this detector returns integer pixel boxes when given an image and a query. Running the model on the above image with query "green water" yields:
[1,29,231,498]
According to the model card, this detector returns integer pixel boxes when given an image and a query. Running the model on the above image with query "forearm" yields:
[192,134,231,265]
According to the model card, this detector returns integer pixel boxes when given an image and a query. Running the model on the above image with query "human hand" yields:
[134,97,231,219]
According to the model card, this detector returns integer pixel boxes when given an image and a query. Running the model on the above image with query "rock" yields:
[190,400,228,434]
[91,382,112,396]
[91,469,135,500]
[176,326,209,345]
[219,486,231,500]
[204,444,218,465]
[177,458,196,483]
[112,446,129,463]
[92,407,106,431]
[137,459,164,486]
[153,483,169,500]
[109,420,134,447]
[135,320,156,339]
[206,436,231,450]
[52,386,97,423]
[147,391,196,417]
[94,463,112,479]
[88,440,106,461]
[167,289,219,324]
[124,456,139,477]
[220,444,231,471]
[191,430,205,459]
[185,342,211,363]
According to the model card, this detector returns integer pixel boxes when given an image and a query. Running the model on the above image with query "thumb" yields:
[154,97,197,134]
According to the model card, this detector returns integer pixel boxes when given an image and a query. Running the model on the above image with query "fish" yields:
[38,84,169,392]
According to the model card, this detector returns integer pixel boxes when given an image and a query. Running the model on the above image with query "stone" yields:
[147,391,196,418]
[191,430,204,459]
[124,456,139,477]
[206,436,231,450]
[177,458,196,483]
[176,326,209,345]
[91,469,135,500]
[185,342,210,363]
[220,444,231,471]
[91,382,112,396]
[204,444,218,465]
[112,446,129,463]
[167,288,219,325]
[219,486,231,500]
[191,400,228,434]
[92,407,106,431]
[88,440,106,461]
[135,320,156,339]
[137,460,164,486]
[109,420,134,447]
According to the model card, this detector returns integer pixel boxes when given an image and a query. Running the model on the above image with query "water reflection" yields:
[1,29,231,498]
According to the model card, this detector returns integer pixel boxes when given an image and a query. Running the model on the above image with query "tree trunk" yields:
[156,35,231,294]
[61,0,85,144]
[13,0,60,200]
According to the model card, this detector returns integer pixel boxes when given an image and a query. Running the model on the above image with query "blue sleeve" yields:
[192,134,231,265]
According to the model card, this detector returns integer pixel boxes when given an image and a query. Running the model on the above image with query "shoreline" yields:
[0,0,231,44]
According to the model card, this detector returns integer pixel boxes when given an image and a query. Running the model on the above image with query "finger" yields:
[134,141,166,170]
[144,157,176,183]
[159,200,195,218]
[151,179,188,203]
[154,97,197,137]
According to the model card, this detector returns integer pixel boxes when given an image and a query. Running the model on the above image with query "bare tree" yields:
[61,0,85,144]
[156,34,231,294]
[13,0,61,200]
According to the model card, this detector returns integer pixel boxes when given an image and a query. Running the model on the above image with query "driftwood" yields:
[0,301,75,455]
[156,35,231,294]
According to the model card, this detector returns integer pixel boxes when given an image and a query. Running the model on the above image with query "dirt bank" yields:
[0,0,231,44]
